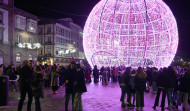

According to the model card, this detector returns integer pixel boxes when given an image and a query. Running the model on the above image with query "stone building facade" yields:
[37,18,85,65]
[13,9,38,65]
[0,0,13,66]
[0,0,39,66]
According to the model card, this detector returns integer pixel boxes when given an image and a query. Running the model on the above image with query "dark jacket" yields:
[31,72,44,98]
[152,70,158,82]
[93,68,99,78]
[5,68,17,80]
[129,74,136,90]
[168,70,178,90]
[134,76,146,91]
[19,65,33,88]
[118,73,130,88]
[179,71,190,93]
[156,71,170,88]
[65,68,76,94]
[73,68,87,93]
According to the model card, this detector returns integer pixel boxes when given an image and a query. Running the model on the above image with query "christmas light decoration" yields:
[83,0,178,68]
[17,43,41,49]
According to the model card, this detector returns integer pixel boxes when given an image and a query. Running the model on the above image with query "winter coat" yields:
[102,70,108,79]
[112,69,118,76]
[51,71,59,87]
[129,74,136,90]
[134,76,146,91]
[93,68,99,78]
[73,68,87,93]
[65,68,76,94]
[152,70,158,82]
[44,69,50,80]
[168,71,178,90]
[146,69,152,81]
[31,72,44,98]
[156,71,170,88]
[179,71,190,93]
[5,68,17,80]
[18,65,33,88]
[118,73,130,88]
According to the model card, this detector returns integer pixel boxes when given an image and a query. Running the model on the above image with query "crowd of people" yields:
[93,65,190,111]
[1,61,190,111]
[0,60,87,111]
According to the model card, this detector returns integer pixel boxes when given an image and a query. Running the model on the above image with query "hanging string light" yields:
[17,43,41,49]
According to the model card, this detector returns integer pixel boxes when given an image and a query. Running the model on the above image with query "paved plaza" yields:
[0,81,189,111]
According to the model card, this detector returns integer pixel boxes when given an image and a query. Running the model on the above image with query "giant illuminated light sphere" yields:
[83,0,178,68]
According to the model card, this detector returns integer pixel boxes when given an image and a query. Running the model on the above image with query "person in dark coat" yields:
[51,65,60,94]
[93,65,99,83]
[153,67,169,111]
[107,67,111,81]
[135,67,147,111]
[129,69,136,107]
[5,64,18,92]
[166,66,178,109]
[31,65,45,111]
[72,64,87,111]
[177,69,190,111]
[65,61,77,111]
[146,67,152,92]
[118,67,133,108]
[18,60,34,111]
[151,67,158,94]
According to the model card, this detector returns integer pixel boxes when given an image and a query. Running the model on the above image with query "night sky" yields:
[14,0,190,59]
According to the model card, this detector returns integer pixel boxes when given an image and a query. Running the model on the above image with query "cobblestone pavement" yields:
[0,81,189,111]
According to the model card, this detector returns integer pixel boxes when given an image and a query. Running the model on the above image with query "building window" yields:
[0,12,3,24]
[28,54,32,60]
[39,49,42,55]
[65,30,68,37]
[16,53,21,63]
[0,29,3,44]
[46,36,51,44]
[47,26,51,34]
[29,37,32,43]
[39,27,43,34]
[46,47,51,56]
[27,19,37,33]
[17,35,22,43]
[15,15,26,30]
[39,36,42,44]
